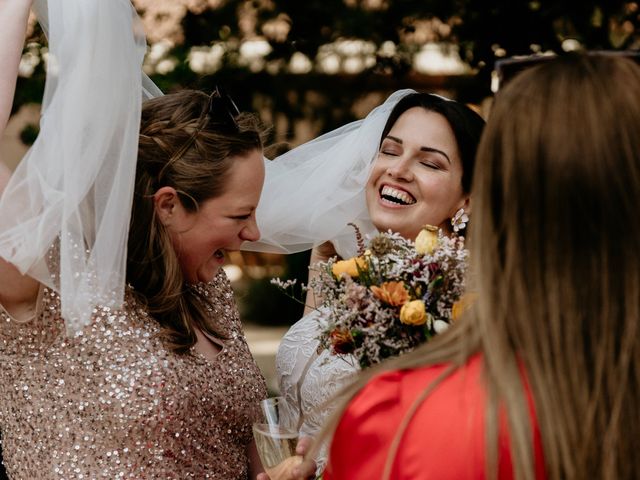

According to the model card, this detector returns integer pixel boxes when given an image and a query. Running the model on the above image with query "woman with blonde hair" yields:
[322,52,640,479]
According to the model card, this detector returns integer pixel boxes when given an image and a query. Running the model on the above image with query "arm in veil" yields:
[0,0,32,137]
[0,0,162,333]
[0,162,11,193]
[0,0,40,319]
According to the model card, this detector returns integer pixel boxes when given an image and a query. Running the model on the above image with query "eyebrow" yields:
[237,206,256,213]
[385,135,451,164]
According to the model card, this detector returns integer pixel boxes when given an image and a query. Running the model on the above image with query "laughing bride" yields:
[246,90,485,472]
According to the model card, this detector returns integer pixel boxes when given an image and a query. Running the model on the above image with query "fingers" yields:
[255,438,316,479]
[291,458,317,480]
[293,438,317,480]
[295,436,313,455]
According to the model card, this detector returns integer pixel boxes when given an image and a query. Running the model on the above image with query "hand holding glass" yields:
[253,397,303,479]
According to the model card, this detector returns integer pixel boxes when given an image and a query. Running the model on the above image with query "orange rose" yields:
[370,281,409,306]
[451,292,478,321]
[329,328,355,354]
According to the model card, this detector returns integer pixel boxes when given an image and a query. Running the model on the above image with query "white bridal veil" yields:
[244,89,415,259]
[0,0,161,334]
[0,0,413,333]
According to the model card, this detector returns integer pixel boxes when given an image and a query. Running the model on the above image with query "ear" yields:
[461,196,471,216]
[454,195,471,216]
[153,186,180,226]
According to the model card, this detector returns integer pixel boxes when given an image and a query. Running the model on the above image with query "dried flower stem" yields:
[348,222,366,256]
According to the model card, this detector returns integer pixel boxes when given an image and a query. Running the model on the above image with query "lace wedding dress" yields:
[276,308,360,469]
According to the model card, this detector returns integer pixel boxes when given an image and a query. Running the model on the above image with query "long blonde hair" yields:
[324,53,640,479]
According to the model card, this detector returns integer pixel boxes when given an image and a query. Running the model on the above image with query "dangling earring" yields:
[451,208,469,233]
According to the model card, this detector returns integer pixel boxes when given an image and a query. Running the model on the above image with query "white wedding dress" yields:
[276,308,360,469]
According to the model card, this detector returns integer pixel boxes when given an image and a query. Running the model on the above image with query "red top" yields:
[324,355,545,480]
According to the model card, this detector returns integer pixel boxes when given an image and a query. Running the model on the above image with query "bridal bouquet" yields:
[274,226,470,369]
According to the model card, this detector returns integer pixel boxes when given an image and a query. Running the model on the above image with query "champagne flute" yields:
[253,396,302,479]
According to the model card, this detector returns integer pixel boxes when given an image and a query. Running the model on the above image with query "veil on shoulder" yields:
[243,89,415,259]
[0,0,162,334]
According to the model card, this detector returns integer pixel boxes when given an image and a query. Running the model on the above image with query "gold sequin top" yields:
[0,271,267,479]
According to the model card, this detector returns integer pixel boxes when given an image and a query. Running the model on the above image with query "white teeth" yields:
[380,185,416,205]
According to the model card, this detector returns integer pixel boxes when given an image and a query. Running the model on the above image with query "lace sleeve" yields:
[275,310,322,428]
[275,309,360,471]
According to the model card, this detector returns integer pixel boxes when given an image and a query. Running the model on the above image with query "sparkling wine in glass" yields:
[253,397,302,479]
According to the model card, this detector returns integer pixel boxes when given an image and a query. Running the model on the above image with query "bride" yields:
[246,90,485,471]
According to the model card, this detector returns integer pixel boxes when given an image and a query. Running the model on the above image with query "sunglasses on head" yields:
[206,85,241,130]
[158,86,241,182]
[491,50,640,92]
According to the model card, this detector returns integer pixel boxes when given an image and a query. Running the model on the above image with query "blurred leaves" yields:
[237,251,310,326]
[141,0,638,100]
[144,0,639,71]
[13,1,639,133]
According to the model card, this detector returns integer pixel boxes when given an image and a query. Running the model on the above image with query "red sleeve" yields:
[324,359,489,480]
[323,369,406,480]
[324,356,545,479]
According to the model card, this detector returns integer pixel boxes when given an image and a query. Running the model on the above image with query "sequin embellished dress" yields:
[0,270,267,479]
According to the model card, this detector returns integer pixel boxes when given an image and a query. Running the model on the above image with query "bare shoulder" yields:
[310,241,338,263]
[0,256,40,320]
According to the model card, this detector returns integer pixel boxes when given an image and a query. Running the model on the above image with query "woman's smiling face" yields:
[365,107,468,240]
[160,149,265,284]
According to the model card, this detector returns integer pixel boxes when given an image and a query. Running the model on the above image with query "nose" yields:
[386,155,414,182]
[240,217,261,242]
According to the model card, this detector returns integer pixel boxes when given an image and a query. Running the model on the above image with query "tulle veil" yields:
[244,89,415,259]
[0,0,161,334]
[0,0,412,334]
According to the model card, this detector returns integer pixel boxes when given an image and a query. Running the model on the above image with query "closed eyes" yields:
[420,161,441,170]
[380,149,443,170]
[381,150,400,156]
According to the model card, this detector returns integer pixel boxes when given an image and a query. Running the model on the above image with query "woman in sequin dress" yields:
[0,1,268,478]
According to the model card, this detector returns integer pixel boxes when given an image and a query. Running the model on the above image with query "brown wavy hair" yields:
[127,90,265,352]
[322,53,640,479]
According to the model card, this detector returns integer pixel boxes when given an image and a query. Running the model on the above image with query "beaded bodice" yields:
[0,271,267,479]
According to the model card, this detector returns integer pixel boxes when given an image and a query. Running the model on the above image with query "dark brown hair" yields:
[127,89,264,352]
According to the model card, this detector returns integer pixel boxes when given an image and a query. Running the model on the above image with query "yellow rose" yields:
[332,256,367,278]
[370,281,409,306]
[415,226,439,255]
[400,300,428,326]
